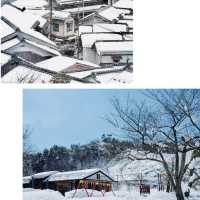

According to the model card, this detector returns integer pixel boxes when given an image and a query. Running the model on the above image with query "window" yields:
[66,23,73,32]
[97,173,100,180]
[53,23,59,32]
[112,55,122,63]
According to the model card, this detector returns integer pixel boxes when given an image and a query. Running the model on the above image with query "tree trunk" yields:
[166,180,170,192]
[175,182,185,200]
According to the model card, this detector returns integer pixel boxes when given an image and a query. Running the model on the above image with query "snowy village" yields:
[23,89,200,200]
[1,0,133,83]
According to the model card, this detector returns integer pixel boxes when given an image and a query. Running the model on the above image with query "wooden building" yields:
[23,171,59,189]
[23,176,32,188]
[43,11,75,40]
[44,168,115,195]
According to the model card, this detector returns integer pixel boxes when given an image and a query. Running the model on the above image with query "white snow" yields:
[1,38,21,51]
[81,33,123,48]
[65,189,104,198]
[95,41,133,54]
[57,0,94,5]
[23,188,200,200]
[79,23,128,35]
[107,151,174,183]
[13,0,48,9]
[23,176,32,184]
[47,168,101,182]
[32,171,59,179]
[114,0,133,9]
[2,4,46,30]
[118,20,133,28]
[1,66,52,83]
[27,9,49,18]
[23,189,64,200]
[1,19,15,38]
[63,5,106,14]
[96,70,133,84]
[25,40,61,56]
[36,56,100,72]
[93,23,127,33]
[22,28,56,46]
[79,26,93,34]
[45,11,71,21]
[1,53,11,66]
[123,34,133,40]
[99,7,130,21]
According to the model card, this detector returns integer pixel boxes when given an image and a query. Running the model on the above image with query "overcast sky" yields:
[23,89,145,151]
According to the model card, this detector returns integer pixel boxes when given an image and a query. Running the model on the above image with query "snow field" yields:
[23,188,178,200]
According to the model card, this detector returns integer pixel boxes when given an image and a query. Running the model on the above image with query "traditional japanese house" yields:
[30,171,59,189]
[80,6,131,25]
[80,32,123,64]
[44,168,115,195]
[94,40,133,66]
[1,3,60,64]
[43,11,75,39]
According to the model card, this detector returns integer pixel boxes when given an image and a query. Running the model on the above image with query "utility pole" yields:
[76,1,80,59]
[49,0,53,40]
[82,0,85,18]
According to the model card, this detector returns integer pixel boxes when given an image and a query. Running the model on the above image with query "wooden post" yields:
[49,0,53,40]
[31,176,35,188]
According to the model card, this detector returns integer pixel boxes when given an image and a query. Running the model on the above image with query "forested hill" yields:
[23,135,133,176]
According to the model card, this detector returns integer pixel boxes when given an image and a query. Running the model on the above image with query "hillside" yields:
[106,150,200,192]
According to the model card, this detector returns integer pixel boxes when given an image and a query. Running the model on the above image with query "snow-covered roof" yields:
[1,19,15,38]
[96,70,133,84]
[27,9,49,18]
[46,168,103,182]
[63,4,106,14]
[22,28,56,46]
[122,14,133,20]
[33,171,59,179]
[81,33,123,48]
[25,40,61,56]
[118,19,133,28]
[2,5,56,48]
[1,65,52,83]
[36,56,100,72]
[123,34,133,40]
[45,11,71,21]
[57,0,94,5]
[12,0,48,9]
[2,35,58,56]
[98,6,130,21]
[95,41,133,54]
[79,23,128,34]
[1,53,12,66]
[2,4,46,30]
[79,26,93,35]
[93,23,127,33]
[23,176,31,184]
[114,0,133,9]
[68,65,126,79]
[1,38,21,51]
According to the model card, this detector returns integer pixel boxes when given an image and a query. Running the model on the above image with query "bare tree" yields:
[23,125,33,176]
[108,90,200,200]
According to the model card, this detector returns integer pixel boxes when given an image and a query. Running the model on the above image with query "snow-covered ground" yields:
[23,188,200,200]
